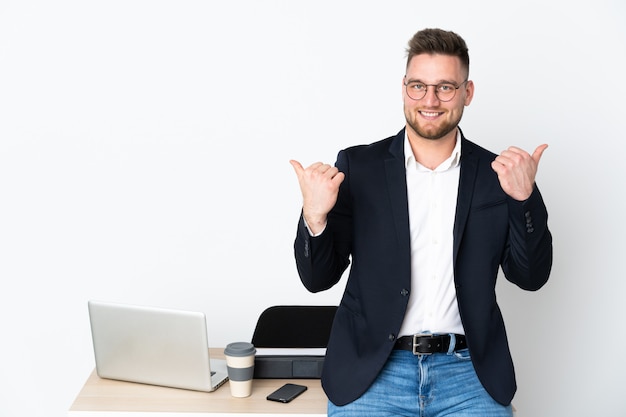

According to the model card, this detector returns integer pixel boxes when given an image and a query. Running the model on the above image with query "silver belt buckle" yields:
[412,333,433,356]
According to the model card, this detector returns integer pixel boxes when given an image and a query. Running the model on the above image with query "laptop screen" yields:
[88,300,227,392]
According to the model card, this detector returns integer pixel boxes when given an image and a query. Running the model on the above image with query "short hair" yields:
[406,28,470,77]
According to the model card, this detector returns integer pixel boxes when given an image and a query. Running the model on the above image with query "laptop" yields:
[87,300,228,392]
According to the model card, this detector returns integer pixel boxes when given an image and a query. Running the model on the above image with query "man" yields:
[290,28,552,416]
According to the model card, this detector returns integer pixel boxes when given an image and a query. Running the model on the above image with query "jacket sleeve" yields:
[501,184,553,290]
[293,150,353,293]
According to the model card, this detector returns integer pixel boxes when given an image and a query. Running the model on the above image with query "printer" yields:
[251,305,336,379]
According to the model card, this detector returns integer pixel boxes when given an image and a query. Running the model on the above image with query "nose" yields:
[422,86,440,106]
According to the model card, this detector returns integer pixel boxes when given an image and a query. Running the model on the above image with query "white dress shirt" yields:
[398,130,465,337]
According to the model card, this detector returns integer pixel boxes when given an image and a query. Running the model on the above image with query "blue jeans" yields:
[328,349,513,417]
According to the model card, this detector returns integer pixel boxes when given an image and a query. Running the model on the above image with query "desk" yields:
[69,349,327,416]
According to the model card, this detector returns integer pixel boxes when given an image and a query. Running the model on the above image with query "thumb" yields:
[289,159,304,176]
[532,144,548,165]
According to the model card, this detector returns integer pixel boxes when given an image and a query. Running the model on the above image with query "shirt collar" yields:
[404,129,462,171]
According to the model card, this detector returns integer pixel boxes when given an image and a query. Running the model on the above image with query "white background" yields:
[1,1,625,416]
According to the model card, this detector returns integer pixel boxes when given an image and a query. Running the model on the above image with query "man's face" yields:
[403,53,474,141]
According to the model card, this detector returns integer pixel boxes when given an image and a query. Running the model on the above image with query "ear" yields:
[463,80,475,106]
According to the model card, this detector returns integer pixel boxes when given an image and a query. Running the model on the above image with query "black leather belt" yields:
[394,334,467,355]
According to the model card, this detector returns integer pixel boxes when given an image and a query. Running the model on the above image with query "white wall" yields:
[1,1,624,416]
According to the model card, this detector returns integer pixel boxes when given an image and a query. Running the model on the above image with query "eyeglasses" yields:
[403,78,468,102]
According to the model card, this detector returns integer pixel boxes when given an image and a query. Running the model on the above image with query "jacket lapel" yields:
[385,130,411,267]
[453,137,478,265]
[384,129,478,275]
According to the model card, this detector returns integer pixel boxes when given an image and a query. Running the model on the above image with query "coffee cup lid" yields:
[224,342,256,357]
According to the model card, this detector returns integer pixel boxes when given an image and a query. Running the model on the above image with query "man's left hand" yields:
[491,144,548,201]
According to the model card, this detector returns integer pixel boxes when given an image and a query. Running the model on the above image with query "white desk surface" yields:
[69,349,327,417]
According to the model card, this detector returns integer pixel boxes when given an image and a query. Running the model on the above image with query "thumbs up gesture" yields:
[491,144,548,201]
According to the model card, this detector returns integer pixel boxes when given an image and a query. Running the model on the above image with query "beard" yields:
[404,106,464,140]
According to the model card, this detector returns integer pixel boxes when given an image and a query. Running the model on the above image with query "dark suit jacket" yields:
[294,128,553,406]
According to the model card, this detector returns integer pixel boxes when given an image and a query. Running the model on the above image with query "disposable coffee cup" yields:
[224,342,256,397]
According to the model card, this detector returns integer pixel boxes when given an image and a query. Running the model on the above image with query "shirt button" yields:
[401,289,409,296]
[388,334,396,342]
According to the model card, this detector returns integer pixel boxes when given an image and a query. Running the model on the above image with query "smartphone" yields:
[266,383,308,403]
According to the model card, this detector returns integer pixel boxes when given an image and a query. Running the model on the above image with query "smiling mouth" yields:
[419,111,443,118]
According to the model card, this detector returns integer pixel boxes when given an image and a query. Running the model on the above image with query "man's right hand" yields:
[289,160,345,235]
